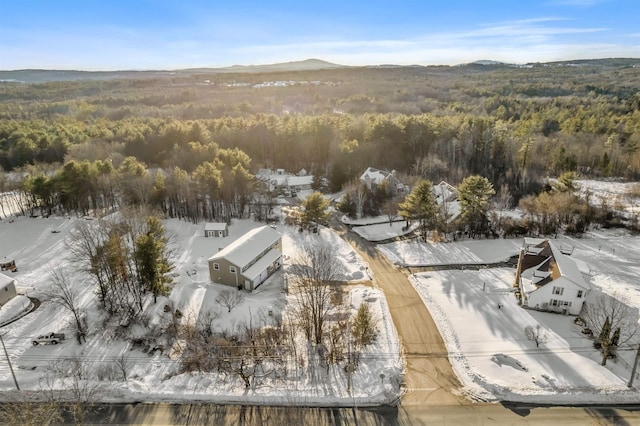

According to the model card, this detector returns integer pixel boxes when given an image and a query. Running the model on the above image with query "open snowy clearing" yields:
[575,179,640,218]
[378,237,523,266]
[0,216,402,405]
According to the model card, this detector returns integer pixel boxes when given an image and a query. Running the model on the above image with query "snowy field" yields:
[0,216,402,405]
[341,215,414,242]
[378,238,523,266]
[575,179,640,218]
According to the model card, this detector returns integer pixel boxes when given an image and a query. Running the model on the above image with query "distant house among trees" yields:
[433,181,458,203]
[0,272,17,306]
[204,222,229,238]
[286,175,314,192]
[208,226,282,291]
[255,168,314,193]
[359,167,407,195]
[515,238,589,315]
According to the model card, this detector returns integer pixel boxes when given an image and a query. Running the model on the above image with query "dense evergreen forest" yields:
[1,59,639,226]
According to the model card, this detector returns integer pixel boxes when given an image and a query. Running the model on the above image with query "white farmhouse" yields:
[516,238,590,315]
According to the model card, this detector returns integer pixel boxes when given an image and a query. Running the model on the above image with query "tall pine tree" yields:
[134,216,173,303]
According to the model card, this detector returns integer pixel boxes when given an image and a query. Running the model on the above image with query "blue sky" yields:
[1,0,638,70]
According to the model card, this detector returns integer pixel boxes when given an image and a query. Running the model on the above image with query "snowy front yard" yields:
[411,269,639,403]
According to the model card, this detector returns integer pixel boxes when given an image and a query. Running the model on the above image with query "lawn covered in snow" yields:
[379,238,523,266]
[411,269,639,403]
[0,216,401,406]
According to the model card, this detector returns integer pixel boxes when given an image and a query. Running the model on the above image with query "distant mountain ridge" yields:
[1,58,638,83]
[0,59,346,83]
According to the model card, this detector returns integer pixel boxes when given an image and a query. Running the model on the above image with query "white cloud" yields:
[226,17,619,67]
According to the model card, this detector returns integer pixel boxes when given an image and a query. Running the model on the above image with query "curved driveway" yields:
[332,220,465,406]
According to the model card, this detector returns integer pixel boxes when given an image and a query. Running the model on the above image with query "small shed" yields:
[204,222,229,238]
[0,272,17,306]
[0,257,17,272]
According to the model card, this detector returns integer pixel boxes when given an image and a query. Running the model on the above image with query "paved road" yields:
[69,402,640,425]
[331,219,464,406]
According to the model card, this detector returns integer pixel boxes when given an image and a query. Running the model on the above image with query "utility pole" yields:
[0,333,20,390]
[628,344,640,388]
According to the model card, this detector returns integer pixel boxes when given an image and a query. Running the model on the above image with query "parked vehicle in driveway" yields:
[32,332,65,345]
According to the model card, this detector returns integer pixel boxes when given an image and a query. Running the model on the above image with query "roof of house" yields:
[548,242,589,290]
[433,181,458,201]
[208,226,281,268]
[204,222,228,231]
[359,167,395,185]
[0,256,15,267]
[287,175,313,186]
[520,239,590,293]
[243,249,282,281]
[0,272,15,289]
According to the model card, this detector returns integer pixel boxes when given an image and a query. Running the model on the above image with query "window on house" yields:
[551,299,559,306]
[563,301,572,307]
[577,290,584,298]
[213,263,219,270]
[552,286,564,295]
[230,266,236,273]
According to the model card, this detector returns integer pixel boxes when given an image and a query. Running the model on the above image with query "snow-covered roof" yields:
[243,249,282,281]
[270,176,289,186]
[287,175,313,187]
[359,167,393,185]
[433,181,458,201]
[204,222,227,231]
[523,238,551,256]
[208,226,281,268]
[0,256,15,267]
[520,239,590,293]
[548,242,590,290]
[0,272,15,289]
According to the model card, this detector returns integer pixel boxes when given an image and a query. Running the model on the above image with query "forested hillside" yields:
[1,59,639,218]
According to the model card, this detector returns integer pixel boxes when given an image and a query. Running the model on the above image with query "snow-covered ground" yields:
[350,221,418,242]
[386,226,640,403]
[411,267,639,403]
[0,216,402,405]
[0,296,32,327]
[575,179,640,218]
[378,238,523,266]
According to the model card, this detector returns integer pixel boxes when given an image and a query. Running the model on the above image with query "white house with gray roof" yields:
[516,238,590,315]
[208,226,282,291]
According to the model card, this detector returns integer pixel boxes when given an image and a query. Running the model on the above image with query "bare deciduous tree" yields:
[581,292,639,365]
[40,358,104,425]
[113,352,133,382]
[525,324,550,348]
[43,269,88,344]
[381,197,400,226]
[216,288,245,313]
[288,242,344,345]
